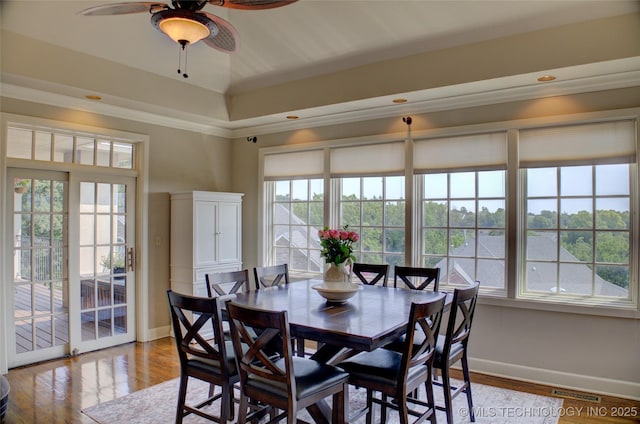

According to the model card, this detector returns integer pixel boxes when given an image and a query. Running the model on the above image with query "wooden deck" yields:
[13,280,126,354]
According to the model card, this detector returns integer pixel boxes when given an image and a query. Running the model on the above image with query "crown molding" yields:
[0,81,233,138]
[229,68,640,138]
[2,64,639,140]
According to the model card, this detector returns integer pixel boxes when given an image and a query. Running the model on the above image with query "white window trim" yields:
[258,108,640,319]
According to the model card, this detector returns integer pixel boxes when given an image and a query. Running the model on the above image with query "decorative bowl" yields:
[311,282,362,303]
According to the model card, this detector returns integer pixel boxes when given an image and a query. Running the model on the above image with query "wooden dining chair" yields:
[205,269,252,297]
[394,265,440,291]
[352,263,389,286]
[253,263,290,289]
[205,269,252,341]
[433,282,480,424]
[166,290,238,424]
[253,263,306,356]
[337,294,446,424]
[226,301,350,424]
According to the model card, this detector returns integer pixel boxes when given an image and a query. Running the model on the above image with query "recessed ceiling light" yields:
[85,94,102,100]
[537,75,556,82]
[392,98,408,104]
[286,115,299,120]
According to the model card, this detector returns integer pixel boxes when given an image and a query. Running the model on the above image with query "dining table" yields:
[228,279,450,423]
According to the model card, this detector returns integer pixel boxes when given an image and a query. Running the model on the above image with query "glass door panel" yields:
[73,178,135,352]
[9,170,68,366]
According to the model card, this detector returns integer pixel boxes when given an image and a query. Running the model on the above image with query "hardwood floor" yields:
[3,337,639,423]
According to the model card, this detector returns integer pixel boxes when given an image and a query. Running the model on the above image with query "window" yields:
[414,131,508,290]
[263,149,325,273]
[332,142,406,271]
[519,120,636,303]
[339,176,405,268]
[523,165,632,299]
[270,179,324,273]
[261,116,638,310]
[420,170,506,289]
[7,126,135,169]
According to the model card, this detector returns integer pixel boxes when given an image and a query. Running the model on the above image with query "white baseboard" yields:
[142,325,171,342]
[469,357,640,401]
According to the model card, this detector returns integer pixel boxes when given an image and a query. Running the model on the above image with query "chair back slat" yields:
[352,263,389,286]
[394,265,440,291]
[253,264,290,289]
[206,269,251,297]
[403,295,446,373]
[226,301,295,391]
[443,283,480,354]
[167,290,228,364]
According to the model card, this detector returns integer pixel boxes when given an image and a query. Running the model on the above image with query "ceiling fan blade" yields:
[80,2,168,16]
[202,12,239,53]
[208,0,297,10]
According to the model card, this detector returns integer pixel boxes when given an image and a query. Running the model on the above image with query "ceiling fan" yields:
[80,0,297,76]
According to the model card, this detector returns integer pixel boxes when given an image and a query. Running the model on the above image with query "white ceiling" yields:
[1,0,639,134]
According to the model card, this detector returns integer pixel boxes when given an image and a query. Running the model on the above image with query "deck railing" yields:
[15,235,65,282]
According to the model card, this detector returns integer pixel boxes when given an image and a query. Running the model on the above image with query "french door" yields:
[7,169,136,367]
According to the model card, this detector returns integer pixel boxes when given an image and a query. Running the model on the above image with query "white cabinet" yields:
[170,191,243,297]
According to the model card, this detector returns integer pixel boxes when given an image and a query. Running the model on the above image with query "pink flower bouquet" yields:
[318,225,359,266]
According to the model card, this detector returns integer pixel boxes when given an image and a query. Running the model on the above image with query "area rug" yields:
[83,377,563,423]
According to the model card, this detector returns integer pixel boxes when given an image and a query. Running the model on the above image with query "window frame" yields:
[336,175,406,270]
[415,169,507,294]
[267,178,325,274]
[518,165,635,306]
[258,110,640,318]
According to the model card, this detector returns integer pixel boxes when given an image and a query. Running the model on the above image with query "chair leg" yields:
[461,353,475,422]
[220,384,234,423]
[237,393,249,424]
[397,394,409,424]
[441,365,454,424]
[287,401,297,424]
[425,369,437,424]
[176,375,189,424]
[365,389,374,424]
[331,383,347,424]
[381,393,388,424]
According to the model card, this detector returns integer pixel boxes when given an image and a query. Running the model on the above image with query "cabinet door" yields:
[217,201,241,263]
[194,200,217,267]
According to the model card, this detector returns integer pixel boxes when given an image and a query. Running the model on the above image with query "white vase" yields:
[324,261,352,283]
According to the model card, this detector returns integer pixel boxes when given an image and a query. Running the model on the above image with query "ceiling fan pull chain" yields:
[177,46,182,76]
[176,45,189,79]
[183,46,189,78]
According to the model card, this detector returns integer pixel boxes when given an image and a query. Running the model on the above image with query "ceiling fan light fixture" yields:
[159,17,209,44]
[152,10,218,46]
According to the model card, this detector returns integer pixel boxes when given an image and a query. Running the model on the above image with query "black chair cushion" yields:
[187,341,238,375]
[247,357,348,400]
[338,349,428,386]
[434,335,464,367]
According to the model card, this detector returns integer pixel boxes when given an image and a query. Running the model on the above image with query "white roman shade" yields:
[519,120,637,167]
[330,142,404,177]
[263,149,324,180]
[413,132,507,173]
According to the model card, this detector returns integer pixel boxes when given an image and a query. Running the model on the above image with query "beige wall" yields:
[231,86,640,398]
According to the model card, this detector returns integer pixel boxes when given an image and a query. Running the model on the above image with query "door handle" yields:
[127,248,135,272]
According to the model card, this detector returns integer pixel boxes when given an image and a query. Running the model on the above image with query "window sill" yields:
[478,292,640,319]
